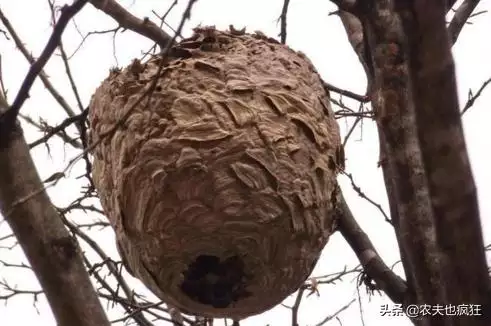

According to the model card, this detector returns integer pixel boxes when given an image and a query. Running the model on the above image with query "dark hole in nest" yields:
[181,254,252,308]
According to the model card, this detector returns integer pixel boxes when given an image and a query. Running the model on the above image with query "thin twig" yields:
[84,257,155,326]
[63,217,153,326]
[20,114,82,149]
[278,0,290,44]
[341,171,392,224]
[314,299,355,326]
[68,26,121,59]
[143,1,180,59]
[47,0,85,113]
[341,102,367,147]
[461,77,491,115]
[0,0,89,140]
[0,95,110,326]
[291,287,305,326]
[65,0,198,172]
[323,80,370,103]
[28,111,85,149]
[0,7,80,126]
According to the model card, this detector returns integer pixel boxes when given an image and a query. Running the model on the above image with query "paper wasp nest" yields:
[89,27,343,319]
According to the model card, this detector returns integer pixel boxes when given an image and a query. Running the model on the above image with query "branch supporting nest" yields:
[89,0,173,47]
[335,190,407,304]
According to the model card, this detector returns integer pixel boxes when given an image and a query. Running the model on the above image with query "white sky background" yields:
[0,0,490,325]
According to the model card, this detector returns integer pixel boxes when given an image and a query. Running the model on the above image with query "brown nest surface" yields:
[89,26,343,319]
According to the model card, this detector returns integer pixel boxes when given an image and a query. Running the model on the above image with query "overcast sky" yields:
[0,1,490,325]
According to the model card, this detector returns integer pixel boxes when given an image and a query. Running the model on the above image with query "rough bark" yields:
[394,0,491,320]
[333,1,490,325]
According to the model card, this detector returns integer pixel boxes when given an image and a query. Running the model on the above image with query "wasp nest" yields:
[89,26,343,319]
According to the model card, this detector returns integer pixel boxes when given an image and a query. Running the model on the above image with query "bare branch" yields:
[461,77,491,115]
[314,299,355,326]
[342,112,363,146]
[47,0,85,113]
[335,191,407,304]
[0,7,80,126]
[19,114,82,149]
[0,94,110,326]
[278,0,290,44]
[63,217,153,326]
[448,0,482,44]
[142,1,180,59]
[291,287,305,326]
[89,0,172,47]
[341,172,391,224]
[0,281,43,301]
[0,0,89,142]
[27,110,86,149]
[323,80,370,102]
[69,0,199,171]
[68,26,121,59]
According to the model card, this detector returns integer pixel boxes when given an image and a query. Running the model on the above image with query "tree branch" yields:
[461,77,491,115]
[314,298,355,326]
[333,0,491,323]
[278,0,290,44]
[394,0,490,316]
[323,80,370,102]
[447,0,482,44]
[27,111,85,149]
[0,7,80,128]
[89,0,173,47]
[336,10,374,96]
[0,0,89,144]
[335,191,407,304]
[0,95,110,326]
[330,6,415,306]
[62,217,153,326]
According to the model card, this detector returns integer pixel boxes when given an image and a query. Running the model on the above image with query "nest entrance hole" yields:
[180,254,252,308]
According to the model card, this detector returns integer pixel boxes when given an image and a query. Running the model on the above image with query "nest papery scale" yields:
[89,27,343,319]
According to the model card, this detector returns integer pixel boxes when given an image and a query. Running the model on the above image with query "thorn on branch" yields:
[461,77,491,115]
